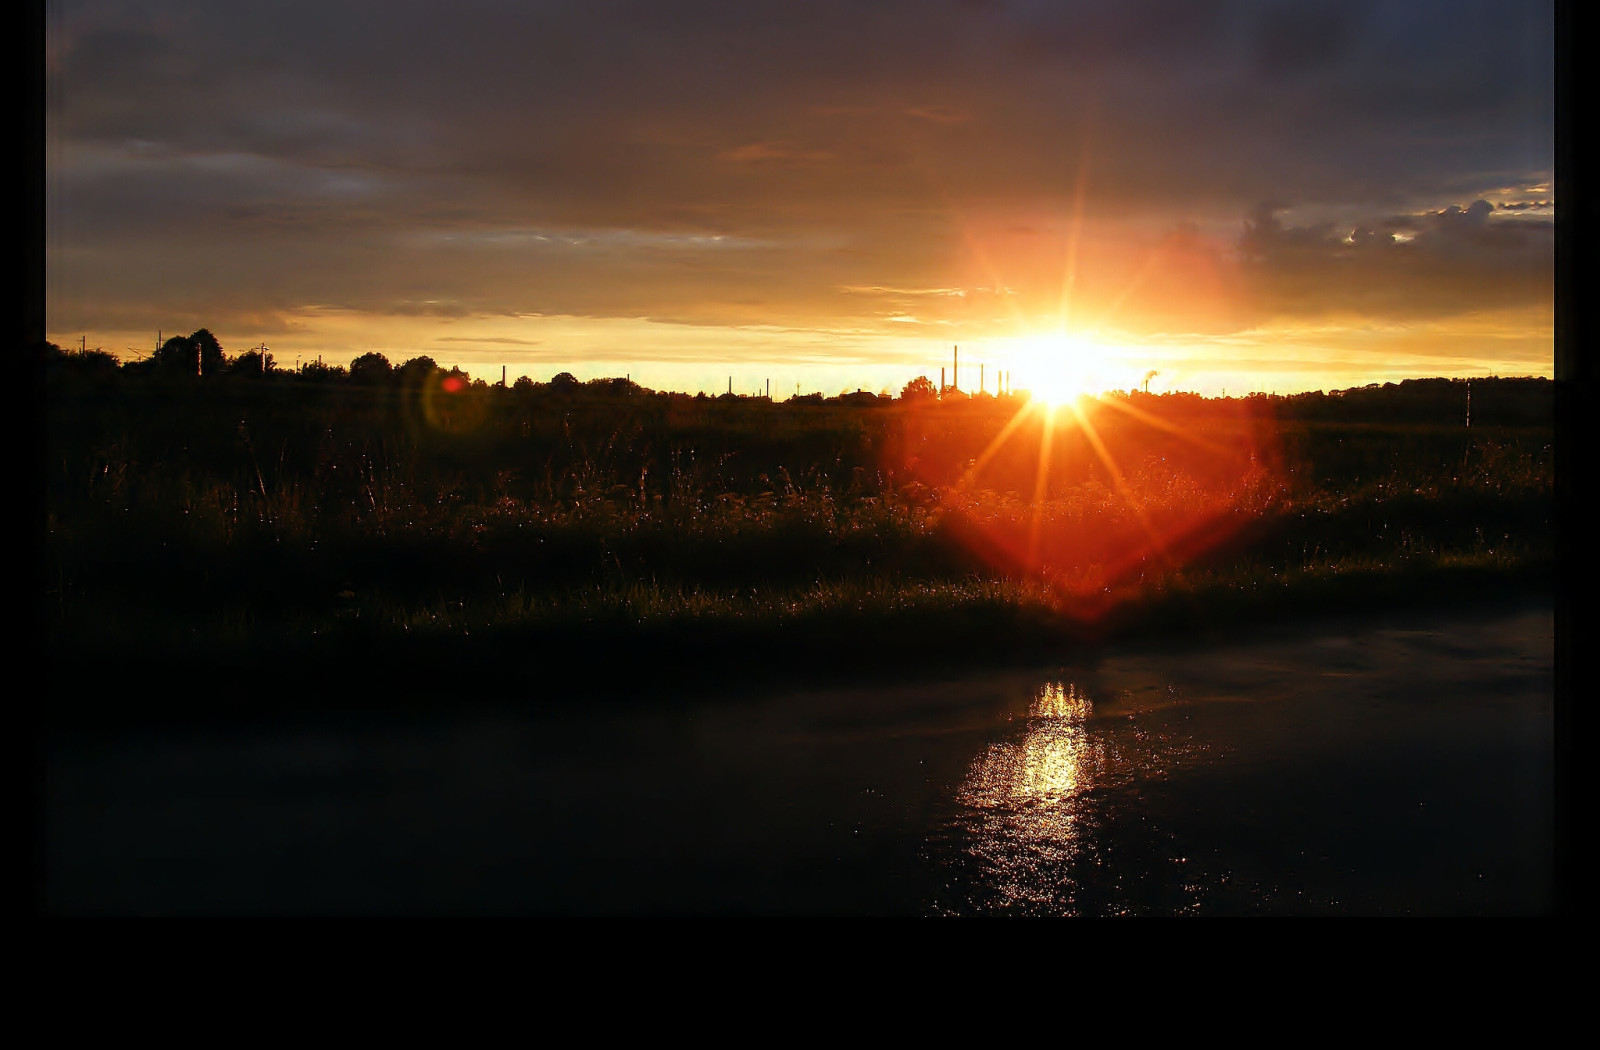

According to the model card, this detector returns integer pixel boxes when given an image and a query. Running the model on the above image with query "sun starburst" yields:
[1017,332,1102,406]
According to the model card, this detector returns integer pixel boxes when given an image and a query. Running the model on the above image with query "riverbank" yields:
[45,556,1551,729]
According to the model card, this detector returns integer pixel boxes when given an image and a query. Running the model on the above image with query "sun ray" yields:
[954,217,1035,339]
[1091,390,1237,458]
[1066,399,1173,568]
[926,176,1037,349]
[950,398,1047,495]
[1056,137,1095,334]
[1028,403,1058,565]
[1098,242,1170,331]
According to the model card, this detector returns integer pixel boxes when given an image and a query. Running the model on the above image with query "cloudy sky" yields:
[47,0,1553,395]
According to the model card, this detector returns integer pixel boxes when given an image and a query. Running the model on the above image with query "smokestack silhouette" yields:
[1143,370,1159,393]
[953,345,959,392]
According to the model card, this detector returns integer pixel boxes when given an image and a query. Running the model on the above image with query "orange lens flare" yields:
[416,369,488,434]
[887,393,1282,624]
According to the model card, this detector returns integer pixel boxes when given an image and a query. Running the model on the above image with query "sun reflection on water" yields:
[946,682,1112,910]
[958,683,1098,810]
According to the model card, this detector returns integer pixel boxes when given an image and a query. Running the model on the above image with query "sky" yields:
[46,0,1554,396]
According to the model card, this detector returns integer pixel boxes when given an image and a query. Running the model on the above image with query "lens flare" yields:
[884,384,1281,624]
[415,368,489,434]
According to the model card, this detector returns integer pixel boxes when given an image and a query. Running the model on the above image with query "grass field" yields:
[43,352,1553,713]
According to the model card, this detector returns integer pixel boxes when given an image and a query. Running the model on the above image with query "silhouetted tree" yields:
[587,376,640,397]
[152,335,197,375]
[150,329,226,377]
[437,365,473,391]
[191,329,224,375]
[47,342,121,380]
[901,376,936,401]
[396,356,439,388]
[549,371,580,391]
[225,349,275,377]
[299,360,346,382]
[349,352,394,385]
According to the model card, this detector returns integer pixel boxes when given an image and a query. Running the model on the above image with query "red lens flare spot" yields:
[441,376,465,393]
[885,393,1283,625]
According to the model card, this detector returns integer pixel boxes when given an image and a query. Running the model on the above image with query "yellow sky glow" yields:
[55,299,1552,398]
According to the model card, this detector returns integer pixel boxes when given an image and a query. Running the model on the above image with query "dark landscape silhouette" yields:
[43,332,1552,723]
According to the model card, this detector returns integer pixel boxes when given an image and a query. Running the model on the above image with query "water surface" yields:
[45,602,1553,914]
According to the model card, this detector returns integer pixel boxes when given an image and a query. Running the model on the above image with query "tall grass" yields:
[45,375,1553,671]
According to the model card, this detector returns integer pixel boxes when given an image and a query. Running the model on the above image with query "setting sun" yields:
[1016,333,1105,406]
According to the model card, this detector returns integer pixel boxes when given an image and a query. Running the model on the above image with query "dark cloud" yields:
[1230,200,1552,320]
[47,0,1553,338]
[1251,2,1357,78]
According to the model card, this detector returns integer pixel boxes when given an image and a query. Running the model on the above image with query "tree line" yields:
[42,329,1552,423]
